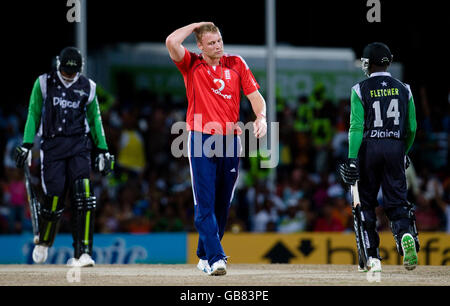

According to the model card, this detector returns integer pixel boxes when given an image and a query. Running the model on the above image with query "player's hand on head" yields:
[95,151,115,176]
[339,158,359,185]
[253,117,267,139]
[196,21,214,28]
[14,144,32,168]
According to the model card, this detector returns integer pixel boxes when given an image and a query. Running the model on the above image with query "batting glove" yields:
[95,151,115,176]
[339,158,359,185]
[14,144,32,168]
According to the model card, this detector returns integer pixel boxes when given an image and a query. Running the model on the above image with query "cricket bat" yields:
[351,181,369,270]
[24,164,40,244]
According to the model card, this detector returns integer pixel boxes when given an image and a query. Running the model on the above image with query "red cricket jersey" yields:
[174,47,260,135]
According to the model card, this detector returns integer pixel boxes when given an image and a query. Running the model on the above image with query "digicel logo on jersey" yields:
[212,78,231,100]
[53,97,81,109]
[370,129,400,138]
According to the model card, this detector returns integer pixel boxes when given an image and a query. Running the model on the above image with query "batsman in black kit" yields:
[15,47,114,266]
[339,42,419,271]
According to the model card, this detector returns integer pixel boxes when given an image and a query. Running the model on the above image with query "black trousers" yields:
[359,138,407,209]
[37,134,94,251]
[357,138,415,257]
[40,134,92,197]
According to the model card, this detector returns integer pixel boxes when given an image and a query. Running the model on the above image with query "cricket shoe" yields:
[401,233,418,270]
[197,259,211,274]
[32,245,49,264]
[209,259,227,276]
[367,257,382,272]
[67,253,95,267]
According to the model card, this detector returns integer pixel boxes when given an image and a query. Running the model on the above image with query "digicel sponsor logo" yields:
[53,97,80,109]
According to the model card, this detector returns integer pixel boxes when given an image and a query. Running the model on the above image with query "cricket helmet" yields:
[361,42,393,76]
[56,46,83,75]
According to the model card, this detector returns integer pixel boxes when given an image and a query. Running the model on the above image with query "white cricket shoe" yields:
[209,259,227,276]
[367,257,382,272]
[78,253,95,267]
[32,245,49,264]
[197,259,211,274]
[67,253,95,267]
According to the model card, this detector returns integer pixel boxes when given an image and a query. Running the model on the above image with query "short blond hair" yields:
[194,24,220,43]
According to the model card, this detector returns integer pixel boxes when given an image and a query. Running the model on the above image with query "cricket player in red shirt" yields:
[166,22,267,275]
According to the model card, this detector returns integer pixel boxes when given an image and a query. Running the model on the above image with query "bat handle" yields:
[351,181,361,208]
[24,163,31,178]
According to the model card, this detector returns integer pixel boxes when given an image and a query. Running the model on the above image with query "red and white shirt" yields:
[174,47,260,135]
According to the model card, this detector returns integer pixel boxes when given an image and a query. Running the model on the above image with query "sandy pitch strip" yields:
[0,264,449,286]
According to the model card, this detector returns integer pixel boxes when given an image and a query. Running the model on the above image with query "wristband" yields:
[22,143,33,150]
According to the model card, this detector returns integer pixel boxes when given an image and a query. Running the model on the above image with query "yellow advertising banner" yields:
[187,232,450,265]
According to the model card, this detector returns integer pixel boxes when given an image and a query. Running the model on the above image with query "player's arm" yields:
[23,77,44,146]
[348,88,365,159]
[165,22,212,62]
[86,86,114,176]
[339,87,363,185]
[15,77,43,168]
[405,92,417,154]
[247,90,267,138]
[86,94,108,151]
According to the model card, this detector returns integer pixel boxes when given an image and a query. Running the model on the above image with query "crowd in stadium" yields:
[1,81,449,235]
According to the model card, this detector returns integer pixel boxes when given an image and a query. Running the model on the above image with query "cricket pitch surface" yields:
[1,264,449,286]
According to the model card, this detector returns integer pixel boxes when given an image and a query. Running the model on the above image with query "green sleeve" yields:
[86,95,108,150]
[23,78,43,144]
[348,88,365,159]
[405,96,417,154]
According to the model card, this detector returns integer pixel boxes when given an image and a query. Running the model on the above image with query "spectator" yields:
[253,199,278,232]
[97,200,120,233]
[282,167,306,205]
[330,196,352,231]
[2,168,27,233]
[277,199,307,233]
[128,215,152,233]
[415,194,442,231]
[312,172,329,211]
[313,202,345,232]
[117,106,146,175]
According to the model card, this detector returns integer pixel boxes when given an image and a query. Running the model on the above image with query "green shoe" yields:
[401,233,418,271]
[357,265,368,272]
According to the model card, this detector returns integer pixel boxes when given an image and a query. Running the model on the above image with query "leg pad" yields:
[72,179,96,258]
[38,195,65,247]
